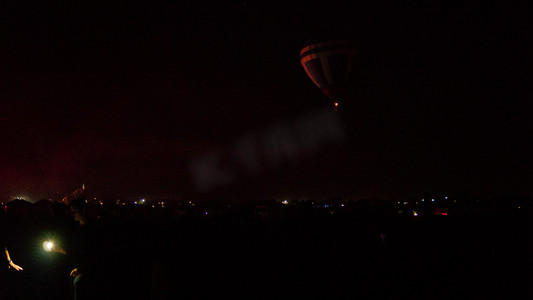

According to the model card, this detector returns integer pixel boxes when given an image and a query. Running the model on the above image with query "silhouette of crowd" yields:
[1,196,532,299]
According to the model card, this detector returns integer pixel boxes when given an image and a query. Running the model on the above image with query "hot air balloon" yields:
[300,40,356,110]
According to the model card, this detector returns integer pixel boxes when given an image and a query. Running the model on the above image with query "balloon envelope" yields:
[300,40,356,102]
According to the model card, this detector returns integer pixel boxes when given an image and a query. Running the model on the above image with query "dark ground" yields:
[1,201,532,299]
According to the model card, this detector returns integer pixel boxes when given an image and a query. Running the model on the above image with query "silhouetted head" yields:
[70,198,88,225]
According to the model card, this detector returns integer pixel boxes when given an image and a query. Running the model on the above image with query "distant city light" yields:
[435,209,447,216]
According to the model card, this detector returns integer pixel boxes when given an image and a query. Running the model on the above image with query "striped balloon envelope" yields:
[300,40,356,109]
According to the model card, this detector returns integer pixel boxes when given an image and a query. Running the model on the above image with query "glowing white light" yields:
[43,241,54,252]
[413,211,418,216]
[282,200,289,205]
[431,199,434,202]
[15,196,30,202]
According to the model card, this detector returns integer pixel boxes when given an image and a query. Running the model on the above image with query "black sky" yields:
[1,1,532,202]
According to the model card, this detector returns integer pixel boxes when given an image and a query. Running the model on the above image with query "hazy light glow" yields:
[43,241,54,252]
[14,196,30,202]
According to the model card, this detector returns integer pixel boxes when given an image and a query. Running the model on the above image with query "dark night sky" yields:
[0,1,532,202]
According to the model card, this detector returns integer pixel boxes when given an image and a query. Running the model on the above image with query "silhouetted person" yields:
[68,198,104,300]
[1,208,23,300]
[1,209,23,271]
